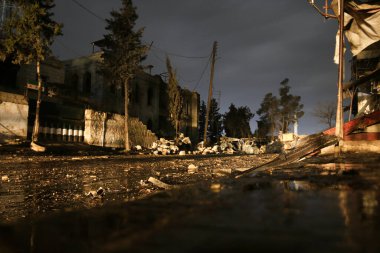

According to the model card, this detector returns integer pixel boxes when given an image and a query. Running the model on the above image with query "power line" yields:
[150,44,209,59]
[68,1,209,60]
[69,0,105,23]
[192,54,212,91]
[150,50,166,64]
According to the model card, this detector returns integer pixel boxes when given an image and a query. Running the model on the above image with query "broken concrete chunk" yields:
[86,187,105,198]
[31,142,46,152]
[188,164,199,174]
[212,145,220,152]
[2,175,9,182]
[179,151,186,156]
[148,177,175,190]
[182,137,191,145]
[210,183,222,193]
[151,142,158,149]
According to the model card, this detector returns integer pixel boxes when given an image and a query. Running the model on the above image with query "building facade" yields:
[0,51,200,145]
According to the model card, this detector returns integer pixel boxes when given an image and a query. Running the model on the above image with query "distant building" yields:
[64,52,165,134]
[0,51,200,144]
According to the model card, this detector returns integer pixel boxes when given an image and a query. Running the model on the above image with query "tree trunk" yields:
[124,79,130,151]
[32,60,42,143]
[175,119,178,137]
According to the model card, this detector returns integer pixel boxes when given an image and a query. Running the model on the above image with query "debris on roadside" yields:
[148,177,177,190]
[31,142,46,152]
[187,164,199,174]
[86,187,105,199]
[210,183,222,193]
[131,133,299,156]
[207,168,233,175]
[148,133,192,155]
[1,175,9,182]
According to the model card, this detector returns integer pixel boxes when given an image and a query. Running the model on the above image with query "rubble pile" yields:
[265,141,284,153]
[134,135,286,156]
[195,137,262,155]
[147,133,192,155]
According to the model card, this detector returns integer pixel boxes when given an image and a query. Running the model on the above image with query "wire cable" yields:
[54,38,84,58]
[68,1,209,60]
[69,0,106,23]
[192,54,212,91]
[150,44,209,59]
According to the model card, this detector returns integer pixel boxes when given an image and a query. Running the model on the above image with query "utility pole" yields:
[306,0,344,142]
[203,41,217,146]
[335,0,344,141]
[215,90,221,140]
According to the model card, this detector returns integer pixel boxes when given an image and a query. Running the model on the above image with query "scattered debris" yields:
[236,133,339,177]
[208,168,232,175]
[1,175,9,182]
[86,187,105,199]
[210,183,222,193]
[148,177,176,190]
[187,164,199,174]
[148,134,192,155]
[139,180,148,187]
[234,167,251,172]
[31,142,46,152]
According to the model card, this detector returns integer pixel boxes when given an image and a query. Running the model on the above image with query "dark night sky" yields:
[51,0,347,134]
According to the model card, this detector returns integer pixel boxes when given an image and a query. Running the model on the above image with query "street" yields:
[0,145,379,252]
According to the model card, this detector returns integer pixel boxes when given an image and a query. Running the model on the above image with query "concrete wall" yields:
[84,109,157,148]
[0,91,28,143]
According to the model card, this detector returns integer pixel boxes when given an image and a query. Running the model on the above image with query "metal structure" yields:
[307,0,344,141]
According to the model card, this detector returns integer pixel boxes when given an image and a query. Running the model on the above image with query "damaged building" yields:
[0,50,200,147]
[349,41,380,117]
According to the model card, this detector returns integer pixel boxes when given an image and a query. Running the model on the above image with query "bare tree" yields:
[166,56,183,137]
[312,101,336,128]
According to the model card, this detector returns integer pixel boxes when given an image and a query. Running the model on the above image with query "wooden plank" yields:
[235,133,338,177]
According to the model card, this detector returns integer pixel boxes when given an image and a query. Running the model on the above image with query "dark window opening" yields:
[147,119,153,131]
[186,101,191,115]
[71,74,79,89]
[133,85,140,103]
[110,83,116,94]
[83,72,91,94]
[147,87,153,106]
